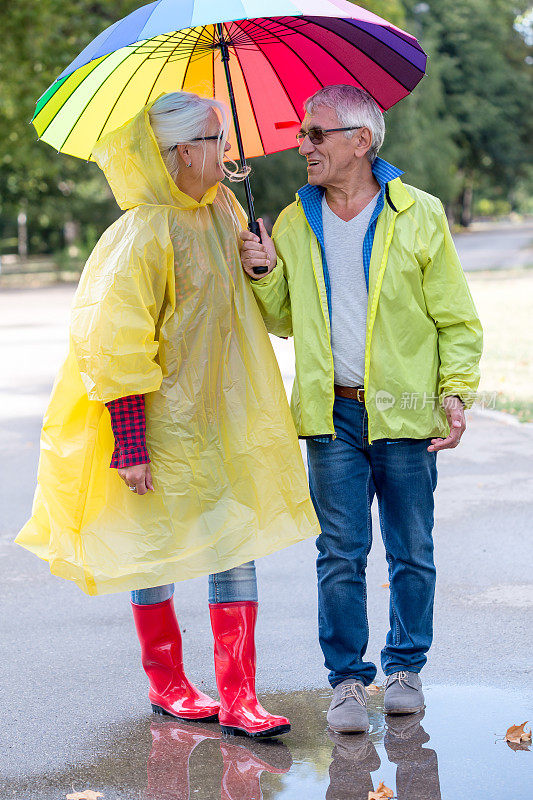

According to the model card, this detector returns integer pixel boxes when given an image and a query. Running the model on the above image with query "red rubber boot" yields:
[209,601,291,738]
[131,597,219,720]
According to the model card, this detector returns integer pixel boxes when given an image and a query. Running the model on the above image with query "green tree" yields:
[355,0,407,26]
[401,0,533,224]
[381,28,460,208]
[1,0,531,257]
[0,1,140,256]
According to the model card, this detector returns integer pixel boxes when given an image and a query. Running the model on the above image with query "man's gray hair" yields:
[304,85,385,163]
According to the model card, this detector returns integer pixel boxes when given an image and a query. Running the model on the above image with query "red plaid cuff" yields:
[105,394,150,469]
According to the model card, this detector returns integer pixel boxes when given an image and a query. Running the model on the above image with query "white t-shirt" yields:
[322,191,380,387]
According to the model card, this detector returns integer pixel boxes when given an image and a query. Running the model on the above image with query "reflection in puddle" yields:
[325,729,381,799]
[144,720,221,799]
[2,686,531,799]
[164,707,440,800]
[144,719,292,800]
[219,738,292,800]
[381,713,441,800]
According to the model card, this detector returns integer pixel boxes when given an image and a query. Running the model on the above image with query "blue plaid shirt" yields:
[297,156,404,322]
[297,156,404,441]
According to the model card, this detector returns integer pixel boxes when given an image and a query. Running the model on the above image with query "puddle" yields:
[1,686,531,799]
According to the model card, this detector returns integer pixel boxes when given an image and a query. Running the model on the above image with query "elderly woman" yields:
[16,91,319,738]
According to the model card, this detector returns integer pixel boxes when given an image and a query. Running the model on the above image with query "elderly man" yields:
[240,84,483,734]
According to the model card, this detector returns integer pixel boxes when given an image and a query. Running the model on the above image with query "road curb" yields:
[469,406,533,431]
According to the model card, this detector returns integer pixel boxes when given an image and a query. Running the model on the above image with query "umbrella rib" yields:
[375,24,426,56]
[37,31,192,140]
[302,17,420,92]
[146,26,214,102]
[92,30,181,149]
[143,31,193,103]
[54,34,177,152]
[241,18,325,104]
[181,25,208,89]
[37,60,109,140]
[270,16,408,99]
[233,20,303,127]
[211,26,215,102]
[229,32,266,157]
[325,17,426,75]
[271,17,381,98]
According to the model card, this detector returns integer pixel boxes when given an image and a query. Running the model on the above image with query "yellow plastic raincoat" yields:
[15,103,319,596]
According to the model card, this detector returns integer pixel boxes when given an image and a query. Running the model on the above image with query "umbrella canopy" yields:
[33,0,427,162]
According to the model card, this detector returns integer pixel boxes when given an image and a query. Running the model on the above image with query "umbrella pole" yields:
[216,23,267,273]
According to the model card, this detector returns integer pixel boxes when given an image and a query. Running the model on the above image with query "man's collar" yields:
[297,182,324,203]
[371,156,404,187]
[297,156,404,201]
[297,157,415,213]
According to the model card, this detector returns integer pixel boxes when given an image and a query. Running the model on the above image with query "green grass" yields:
[467,268,533,424]
[489,394,533,423]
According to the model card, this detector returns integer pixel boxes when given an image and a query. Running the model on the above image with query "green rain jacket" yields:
[250,176,483,444]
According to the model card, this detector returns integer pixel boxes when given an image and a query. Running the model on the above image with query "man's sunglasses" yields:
[296,126,363,145]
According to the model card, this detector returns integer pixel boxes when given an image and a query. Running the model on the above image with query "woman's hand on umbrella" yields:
[118,463,154,495]
[240,218,277,278]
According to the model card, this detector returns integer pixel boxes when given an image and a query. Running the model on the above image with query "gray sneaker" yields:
[327,679,369,733]
[384,671,425,715]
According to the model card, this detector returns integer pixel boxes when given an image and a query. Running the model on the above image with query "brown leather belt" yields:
[334,385,365,402]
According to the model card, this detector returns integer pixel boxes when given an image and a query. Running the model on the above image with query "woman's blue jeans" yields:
[130,561,257,605]
[306,397,438,688]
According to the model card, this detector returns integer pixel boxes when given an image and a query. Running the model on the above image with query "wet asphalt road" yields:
[0,285,532,799]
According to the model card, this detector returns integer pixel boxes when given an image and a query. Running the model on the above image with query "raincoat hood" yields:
[92,99,218,211]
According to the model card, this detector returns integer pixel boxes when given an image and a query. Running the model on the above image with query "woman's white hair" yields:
[149,91,249,182]
[304,85,385,163]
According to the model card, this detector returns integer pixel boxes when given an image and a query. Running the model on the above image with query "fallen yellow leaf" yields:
[381,582,390,588]
[66,791,104,800]
[368,781,394,799]
[505,722,532,744]
[367,683,381,693]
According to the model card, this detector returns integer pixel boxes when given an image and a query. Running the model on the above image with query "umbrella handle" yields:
[249,219,267,275]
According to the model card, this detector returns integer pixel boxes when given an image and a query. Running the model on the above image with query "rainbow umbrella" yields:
[33,0,426,253]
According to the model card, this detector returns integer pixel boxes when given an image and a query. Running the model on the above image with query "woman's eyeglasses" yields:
[296,126,363,145]
[169,135,221,151]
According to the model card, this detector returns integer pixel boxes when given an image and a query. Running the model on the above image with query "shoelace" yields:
[340,682,367,706]
[389,670,409,689]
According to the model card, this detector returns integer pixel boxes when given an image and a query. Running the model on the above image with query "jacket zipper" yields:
[364,212,398,445]
[299,203,337,440]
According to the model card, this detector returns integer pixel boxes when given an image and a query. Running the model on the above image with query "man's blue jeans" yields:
[307,397,438,688]
[130,561,257,605]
